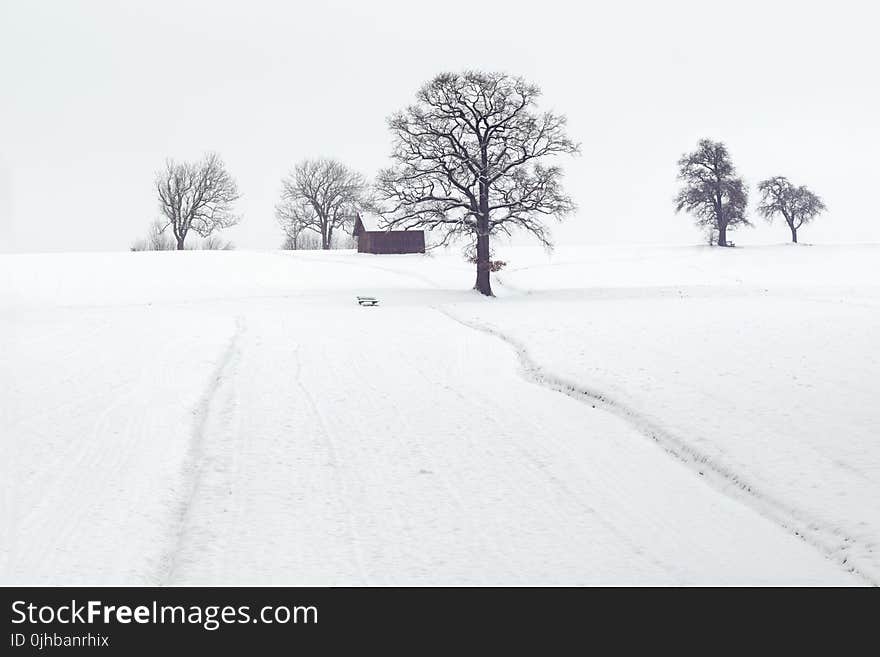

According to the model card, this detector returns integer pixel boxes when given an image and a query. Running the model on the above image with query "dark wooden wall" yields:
[357,231,425,254]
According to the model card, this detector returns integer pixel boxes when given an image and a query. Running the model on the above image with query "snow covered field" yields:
[1,244,877,585]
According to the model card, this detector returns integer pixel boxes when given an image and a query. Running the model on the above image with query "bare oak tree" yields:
[277,159,367,250]
[757,176,826,243]
[375,71,578,296]
[675,139,749,247]
[155,152,240,250]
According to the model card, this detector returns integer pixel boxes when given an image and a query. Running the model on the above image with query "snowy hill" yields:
[1,244,878,585]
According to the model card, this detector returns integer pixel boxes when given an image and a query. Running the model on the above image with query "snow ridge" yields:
[436,306,873,586]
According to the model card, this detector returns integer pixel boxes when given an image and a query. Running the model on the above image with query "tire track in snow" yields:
[401,341,681,582]
[262,253,873,583]
[158,316,245,585]
[290,345,371,585]
[435,306,874,586]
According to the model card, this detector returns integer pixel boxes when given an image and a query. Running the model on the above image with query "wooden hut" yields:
[352,214,425,254]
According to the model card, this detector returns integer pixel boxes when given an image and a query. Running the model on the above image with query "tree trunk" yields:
[790,224,798,243]
[717,222,728,247]
[474,169,493,296]
[474,231,492,296]
[176,235,185,250]
[713,187,725,247]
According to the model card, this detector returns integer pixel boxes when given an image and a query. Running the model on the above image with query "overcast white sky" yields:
[1,0,878,252]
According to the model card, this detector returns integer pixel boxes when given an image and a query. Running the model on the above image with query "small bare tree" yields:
[147,219,175,250]
[675,139,749,247]
[275,199,313,250]
[277,159,367,250]
[155,152,240,250]
[757,176,826,243]
[130,219,175,251]
[201,234,235,250]
[375,71,578,296]
[281,230,322,250]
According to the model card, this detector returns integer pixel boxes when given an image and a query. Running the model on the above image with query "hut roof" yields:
[353,213,381,235]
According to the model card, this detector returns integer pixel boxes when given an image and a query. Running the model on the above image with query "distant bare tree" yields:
[281,230,322,250]
[146,219,175,250]
[201,234,235,250]
[757,176,826,243]
[131,220,233,251]
[375,71,578,296]
[275,199,312,250]
[155,152,240,250]
[130,219,175,251]
[675,139,750,247]
[277,159,367,250]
